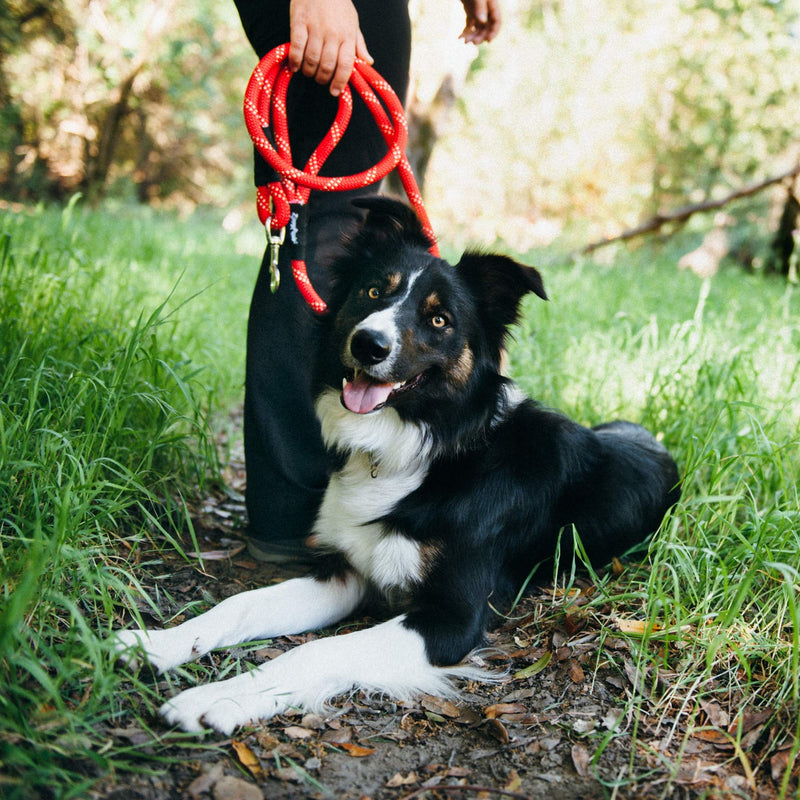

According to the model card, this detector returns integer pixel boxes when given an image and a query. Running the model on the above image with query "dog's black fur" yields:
[310,197,681,667]
[116,197,681,734]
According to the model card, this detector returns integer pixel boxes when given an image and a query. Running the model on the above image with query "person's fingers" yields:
[461,0,486,42]
[288,0,369,95]
[329,44,355,96]
[288,23,309,72]
[460,0,501,44]
[482,0,502,41]
[314,38,341,86]
[300,32,323,79]
[471,0,489,24]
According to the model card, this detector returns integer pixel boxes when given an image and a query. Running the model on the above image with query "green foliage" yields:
[1,204,798,795]
[646,0,800,206]
[0,0,254,204]
[0,201,257,798]
[508,243,799,795]
[422,0,800,249]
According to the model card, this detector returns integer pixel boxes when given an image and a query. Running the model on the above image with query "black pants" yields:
[234,0,412,540]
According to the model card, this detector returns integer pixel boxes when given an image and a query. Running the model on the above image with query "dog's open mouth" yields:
[342,369,426,414]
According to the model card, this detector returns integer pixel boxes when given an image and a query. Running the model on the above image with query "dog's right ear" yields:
[456,252,547,350]
[351,197,434,252]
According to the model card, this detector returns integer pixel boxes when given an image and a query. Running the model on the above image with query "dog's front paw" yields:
[113,628,193,673]
[160,678,287,734]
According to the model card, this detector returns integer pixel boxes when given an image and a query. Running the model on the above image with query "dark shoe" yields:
[245,535,315,564]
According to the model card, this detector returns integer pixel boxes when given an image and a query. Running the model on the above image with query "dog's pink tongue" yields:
[343,374,394,414]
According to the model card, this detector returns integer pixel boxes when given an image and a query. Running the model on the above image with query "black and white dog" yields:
[115,198,680,734]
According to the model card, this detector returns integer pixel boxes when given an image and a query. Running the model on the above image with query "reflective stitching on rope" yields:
[244,42,439,314]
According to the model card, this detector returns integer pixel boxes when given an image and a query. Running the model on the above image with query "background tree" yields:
[645,0,799,208]
[1,0,799,266]
[0,0,252,206]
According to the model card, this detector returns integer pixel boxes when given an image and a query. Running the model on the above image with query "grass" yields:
[1,201,798,798]
[507,243,800,795]
[0,200,258,798]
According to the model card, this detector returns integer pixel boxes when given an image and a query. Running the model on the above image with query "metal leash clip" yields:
[265,218,286,293]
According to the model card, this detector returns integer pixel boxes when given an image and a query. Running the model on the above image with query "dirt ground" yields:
[92,442,795,800]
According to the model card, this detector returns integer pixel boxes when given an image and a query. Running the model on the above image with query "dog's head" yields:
[321,197,547,418]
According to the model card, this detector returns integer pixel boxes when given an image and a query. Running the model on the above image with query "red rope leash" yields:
[244,43,439,313]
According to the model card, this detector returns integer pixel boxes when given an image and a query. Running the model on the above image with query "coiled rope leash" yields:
[244,42,439,313]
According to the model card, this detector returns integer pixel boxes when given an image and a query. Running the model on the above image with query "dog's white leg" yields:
[160,614,477,734]
[114,573,365,673]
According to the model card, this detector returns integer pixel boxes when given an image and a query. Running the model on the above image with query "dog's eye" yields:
[367,286,381,300]
[431,314,449,329]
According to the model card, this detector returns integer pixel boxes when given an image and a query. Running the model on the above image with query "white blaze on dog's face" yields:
[323,197,547,420]
[335,258,478,415]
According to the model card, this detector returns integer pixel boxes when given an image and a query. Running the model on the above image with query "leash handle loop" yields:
[244,43,439,313]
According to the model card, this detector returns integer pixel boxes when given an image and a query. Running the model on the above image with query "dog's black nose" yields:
[351,329,391,365]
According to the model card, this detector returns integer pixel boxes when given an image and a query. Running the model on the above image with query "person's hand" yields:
[459,0,502,44]
[288,0,373,97]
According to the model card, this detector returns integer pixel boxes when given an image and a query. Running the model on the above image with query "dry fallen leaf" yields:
[770,747,792,783]
[212,774,262,800]
[338,742,376,757]
[699,700,729,728]
[568,660,586,684]
[615,617,663,635]
[385,771,419,787]
[499,768,521,792]
[733,709,773,735]
[564,613,587,636]
[283,725,314,740]
[254,731,280,751]
[483,718,510,744]
[231,740,264,779]
[692,728,734,750]
[572,718,595,735]
[571,743,592,777]
[484,703,526,719]
[433,765,471,778]
[420,695,461,719]
[504,768,523,792]
[320,726,353,745]
[253,647,283,660]
[187,762,224,800]
[623,658,648,696]
[601,708,624,730]
[452,706,483,726]
[501,687,535,703]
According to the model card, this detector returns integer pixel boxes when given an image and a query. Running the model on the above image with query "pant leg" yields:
[239,1,412,541]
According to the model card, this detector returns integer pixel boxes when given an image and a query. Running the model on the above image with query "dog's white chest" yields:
[314,451,428,591]
[313,390,433,592]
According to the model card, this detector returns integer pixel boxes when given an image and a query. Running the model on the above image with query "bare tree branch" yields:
[580,162,800,255]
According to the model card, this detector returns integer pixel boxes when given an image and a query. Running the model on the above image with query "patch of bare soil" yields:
[93,443,796,800]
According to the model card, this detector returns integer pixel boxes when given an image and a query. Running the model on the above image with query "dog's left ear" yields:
[456,252,547,339]
[351,196,434,251]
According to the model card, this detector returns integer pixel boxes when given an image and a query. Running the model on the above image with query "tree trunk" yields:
[766,185,800,277]
[387,76,458,195]
[82,68,141,203]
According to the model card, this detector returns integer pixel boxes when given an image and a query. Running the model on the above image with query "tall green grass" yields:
[1,203,798,797]
[509,246,800,795]
[0,201,256,798]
